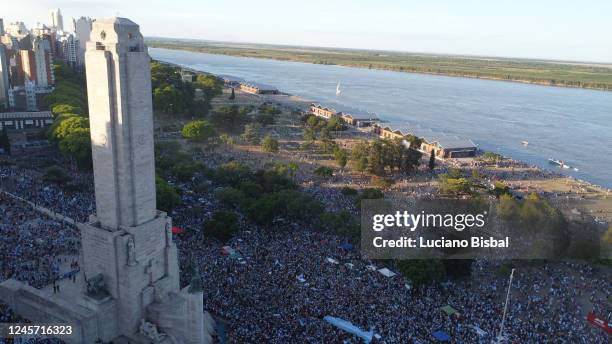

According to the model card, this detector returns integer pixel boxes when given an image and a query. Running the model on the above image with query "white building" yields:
[8,81,38,111]
[50,8,64,31]
[73,17,93,67]
[33,37,54,87]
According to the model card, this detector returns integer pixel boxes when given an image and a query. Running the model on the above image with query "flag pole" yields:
[496,268,515,343]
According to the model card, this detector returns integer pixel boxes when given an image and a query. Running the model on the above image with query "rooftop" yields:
[382,122,476,149]
[0,111,53,119]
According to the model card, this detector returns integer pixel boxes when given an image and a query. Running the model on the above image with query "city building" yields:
[0,111,53,146]
[50,8,64,31]
[0,17,213,344]
[339,109,379,127]
[59,33,78,66]
[0,18,4,36]
[19,49,36,83]
[240,81,279,94]
[310,103,338,119]
[73,17,93,67]
[31,23,53,37]
[33,37,54,86]
[181,69,195,83]
[220,75,245,87]
[0,44,9,109]
[5,22,27,36]
[374,124,406,140]
[0,110,53,131]
[420,136,477,158]
[8,81,39,111]
[374,123,477,158]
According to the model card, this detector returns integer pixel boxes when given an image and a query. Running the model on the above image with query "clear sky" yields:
[4,0,612,62]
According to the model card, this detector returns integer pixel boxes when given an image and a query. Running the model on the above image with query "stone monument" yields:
[0,18,213,344]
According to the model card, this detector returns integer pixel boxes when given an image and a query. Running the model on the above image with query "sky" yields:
[3,0,612,62]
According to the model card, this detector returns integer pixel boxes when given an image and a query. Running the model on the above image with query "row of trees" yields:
[44,63,92,169]
[151,62,223,117]
[351,138,422,176]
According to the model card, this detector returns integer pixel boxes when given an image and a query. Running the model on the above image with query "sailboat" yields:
[336,83,341,96]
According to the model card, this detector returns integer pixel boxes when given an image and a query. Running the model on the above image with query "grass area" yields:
[146,38,612,91]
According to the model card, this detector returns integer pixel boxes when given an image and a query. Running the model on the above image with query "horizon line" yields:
[144,35,612,66]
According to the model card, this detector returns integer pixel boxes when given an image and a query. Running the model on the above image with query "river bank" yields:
[147,41,612,92]
[151,58,612,224]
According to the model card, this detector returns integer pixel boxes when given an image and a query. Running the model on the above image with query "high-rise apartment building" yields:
[50,8,64,31]
[59,34,78,66]
[33,38,53,87]
[0,44,9,109]
[73,17,93,67]
[19,50,36,83]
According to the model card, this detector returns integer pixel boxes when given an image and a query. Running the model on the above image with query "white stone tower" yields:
[0,18,212,344]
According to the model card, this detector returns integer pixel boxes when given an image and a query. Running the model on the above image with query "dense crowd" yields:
[0,151,610,343]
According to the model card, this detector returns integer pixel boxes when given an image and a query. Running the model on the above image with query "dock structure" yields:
[374,123,477,159]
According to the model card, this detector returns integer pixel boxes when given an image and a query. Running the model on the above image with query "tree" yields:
[182,120,217,142]
[603,225,612,246]
[194,74,223,100]
[229,87,235,100]
[397,260,446,287]
[58,127,92,169]
[303,127,316,142]
[156,176,181,213]
[313,166,334,178]
[491,181,511,198]
[497,194,519,220]
[52,116,89,141]
[333,147,348,169]
[355,156,369,174]
[320,210,360,240]
[211,105,249,133]
[203,211,239,242]
[0,128,10,156]
[51,103,83,116]
[242,123,261,144]
[326,116,345,131]
[215,187,248,209]
[428,149,436,170]
[319,127,332,142]
[261,135,279,153]
[153,85,184,114]
[43,167,72,185]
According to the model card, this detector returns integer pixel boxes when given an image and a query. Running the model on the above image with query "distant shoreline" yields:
[147,43,612,92]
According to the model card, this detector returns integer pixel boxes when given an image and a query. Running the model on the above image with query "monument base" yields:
[0,212,214,344]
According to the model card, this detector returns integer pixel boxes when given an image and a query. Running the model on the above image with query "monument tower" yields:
[0,18,213,343]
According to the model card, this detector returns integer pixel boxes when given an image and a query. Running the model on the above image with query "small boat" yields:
[336,83,341,96]
[521,141,529,146]
[548,158,571,169]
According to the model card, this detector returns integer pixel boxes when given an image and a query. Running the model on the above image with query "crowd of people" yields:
[0,149,610,343]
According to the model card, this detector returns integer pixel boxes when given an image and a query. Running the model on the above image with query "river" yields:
[150,48,612,189]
